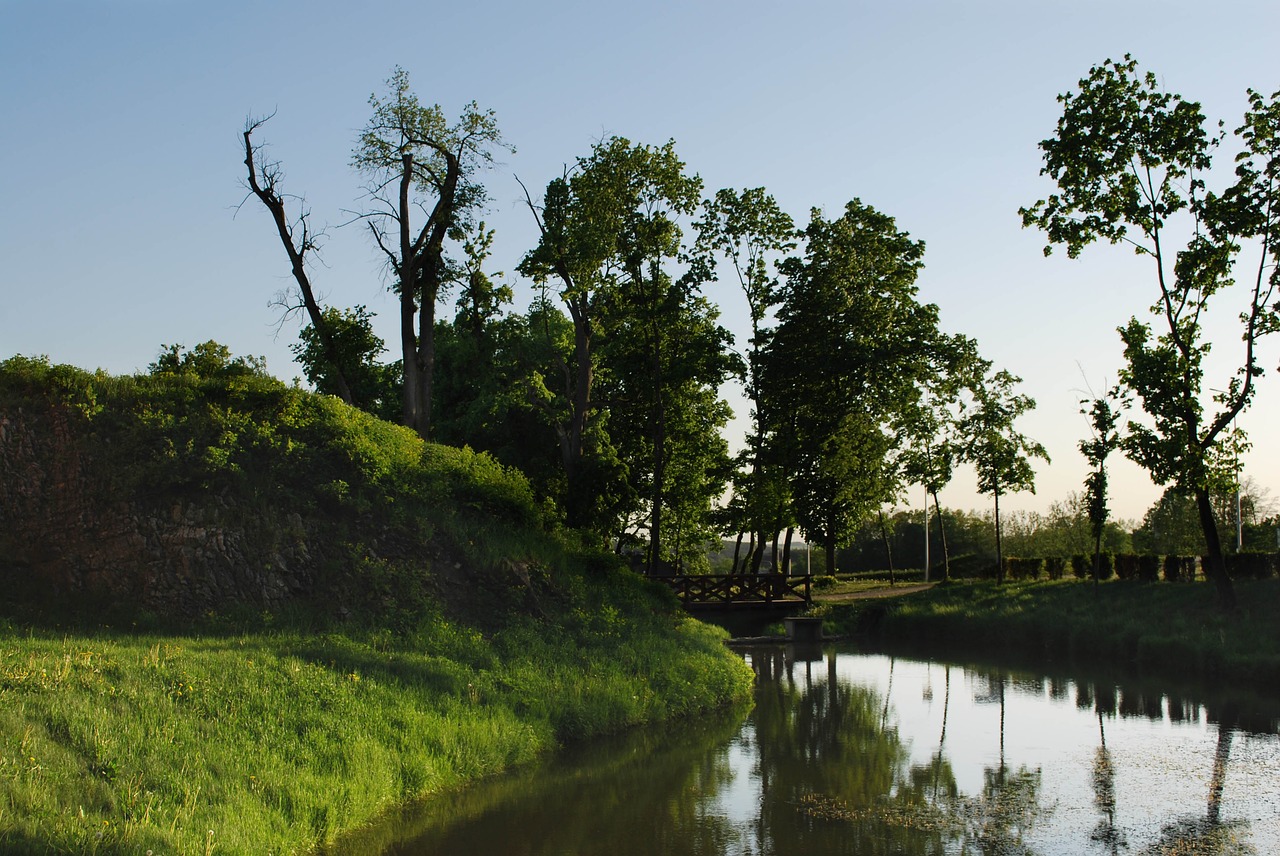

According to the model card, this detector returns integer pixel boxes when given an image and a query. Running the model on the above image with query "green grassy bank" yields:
[0,608,751,855]
[0,356,754,854]
[815,578,1280,688]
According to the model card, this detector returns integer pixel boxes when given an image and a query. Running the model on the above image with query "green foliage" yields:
[765,200,943,567]
[0,350,757,852]
[1,350,545,582]
[1004,557,1044,581]
[292,305,402,420]
[148,340,268,379]
[1023,57,1280,606]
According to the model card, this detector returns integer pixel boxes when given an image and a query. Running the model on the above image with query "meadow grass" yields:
[0,612,752,855]
[816,577,1280,688]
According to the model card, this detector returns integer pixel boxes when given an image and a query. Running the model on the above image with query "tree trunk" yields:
[994,482,1004,584]
[825,511,837,579]
[563,299,595,528]
[242,124,356,407]
[931,489,951,582]
[730,531,744,574]
[750,531,767,574]
[418,281,436,439]
[770,530,780,575]
[1194,485,1237,610]
[782,527,794,576]
[1092,528,1103,591]
[877,508,895,585]
[397,154,425,434]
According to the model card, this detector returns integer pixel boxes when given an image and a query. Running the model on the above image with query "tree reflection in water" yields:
[1137,703,1256,856]
[328,648,1273,856]
[1091,712,1126,854]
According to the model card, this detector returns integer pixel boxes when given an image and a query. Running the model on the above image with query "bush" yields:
[1226,552,1277,579]
[1005,557,1044,581]
[1070,555,1090,579]
[1162,554,1190,582]
[1137,554,1161,583]
[1095,552,1115,580]
[944,553,990,579]
[1114,553,1139,580]
[1044,557,1066,580]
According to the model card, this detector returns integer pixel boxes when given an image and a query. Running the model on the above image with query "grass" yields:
[814,577,1280,688]
[0,609,753,855]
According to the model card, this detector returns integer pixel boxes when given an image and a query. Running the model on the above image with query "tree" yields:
[959,367,1049,582]
[695,188,796,568]
[519,136,719,550]
[353,66,507,439]
[291,305,401,421]
[1022,56,1280,609]
[897,334,984,581]
[149,341,268,379]
[765,200,942,576]
[241,114,356,406]
[1079,390,1123,587]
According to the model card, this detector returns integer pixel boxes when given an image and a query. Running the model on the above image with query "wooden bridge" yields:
[650,573,812,607]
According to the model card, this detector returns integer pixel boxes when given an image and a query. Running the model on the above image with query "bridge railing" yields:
[651,573,812,605]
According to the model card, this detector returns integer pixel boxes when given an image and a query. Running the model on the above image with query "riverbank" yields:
[813,577,1280,688]
[0,609,752,854]
[0,358,754,854]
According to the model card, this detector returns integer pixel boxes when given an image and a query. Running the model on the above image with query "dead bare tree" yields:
[241,113,354,405]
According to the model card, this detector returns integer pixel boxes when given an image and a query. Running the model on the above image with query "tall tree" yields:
[519,137,714,547]
[896,334,984,581]
[241,115,356,406]
[765,200,942,575]
[1079,390,1123,587]
[1022,56,1280,609]
[353,67,507,439]
[695,188,796,566]
[959,367,1049,583]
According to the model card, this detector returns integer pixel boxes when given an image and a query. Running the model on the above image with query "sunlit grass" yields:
[0,615,753,855]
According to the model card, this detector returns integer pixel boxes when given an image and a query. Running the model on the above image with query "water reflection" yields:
[329,648,1279,856]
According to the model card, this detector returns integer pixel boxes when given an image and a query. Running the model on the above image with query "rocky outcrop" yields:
[0,402,317,616]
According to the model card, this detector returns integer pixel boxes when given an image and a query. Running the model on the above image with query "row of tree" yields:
[828,484,1278,576]
[240,68,1048,580]
[239,60,1279,612]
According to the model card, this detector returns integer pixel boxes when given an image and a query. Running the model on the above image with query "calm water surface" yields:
[333,646,1280,855]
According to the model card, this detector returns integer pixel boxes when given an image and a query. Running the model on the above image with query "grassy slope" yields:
[816,577,1280,687]
[0,359,754,854]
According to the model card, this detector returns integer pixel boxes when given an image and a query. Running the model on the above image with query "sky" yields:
[2,0,1278,524]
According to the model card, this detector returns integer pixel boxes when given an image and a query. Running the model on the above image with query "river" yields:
[330,645,1280,855]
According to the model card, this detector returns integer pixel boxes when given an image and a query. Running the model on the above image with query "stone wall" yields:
[0,402,317,616]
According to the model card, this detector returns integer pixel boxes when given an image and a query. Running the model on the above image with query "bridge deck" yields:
[650,573,812,606]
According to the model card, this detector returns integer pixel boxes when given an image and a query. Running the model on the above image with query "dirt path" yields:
[812,582,936,602]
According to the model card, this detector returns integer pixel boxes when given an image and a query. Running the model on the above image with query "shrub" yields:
[1005,557,1044,581]
[946,553,990,579]
[1070,555,1090,579]
[1162,554,1187,582]
[1114,553,1139,580]
[1044,557,1066,580]
[1095,552,1115,580]
[1226,552,1277,579]
[1137,554,1161,583]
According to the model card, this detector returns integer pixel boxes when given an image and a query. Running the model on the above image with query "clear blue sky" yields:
[3,0,1278,523]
